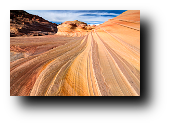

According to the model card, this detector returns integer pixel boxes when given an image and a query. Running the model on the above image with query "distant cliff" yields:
[10,10,58,37]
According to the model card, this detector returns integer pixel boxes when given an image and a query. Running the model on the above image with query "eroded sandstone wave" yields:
[10,10,140,96]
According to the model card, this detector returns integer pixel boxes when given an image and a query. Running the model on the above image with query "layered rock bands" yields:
[10,10,140,96]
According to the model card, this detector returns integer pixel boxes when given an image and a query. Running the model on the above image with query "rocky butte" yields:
[57,20,96,36]
[10,10,140,96]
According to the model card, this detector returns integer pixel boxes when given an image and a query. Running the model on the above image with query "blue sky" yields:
[25,10,127,25]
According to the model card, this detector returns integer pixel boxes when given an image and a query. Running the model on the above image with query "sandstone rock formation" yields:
[10,10,58,37]
[57,20,96,37]
[10,10,140,96]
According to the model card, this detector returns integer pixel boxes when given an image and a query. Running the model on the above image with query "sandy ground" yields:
[10,10,140,96]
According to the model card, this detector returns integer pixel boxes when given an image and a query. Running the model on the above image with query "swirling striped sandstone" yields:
[10,10,140,96]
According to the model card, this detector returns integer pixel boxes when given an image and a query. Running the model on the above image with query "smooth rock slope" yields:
[10,10,140,96]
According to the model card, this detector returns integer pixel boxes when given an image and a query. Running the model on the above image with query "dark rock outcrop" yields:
[10,10,58,37]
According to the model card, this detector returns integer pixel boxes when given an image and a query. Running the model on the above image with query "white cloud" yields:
[25,10,120,24]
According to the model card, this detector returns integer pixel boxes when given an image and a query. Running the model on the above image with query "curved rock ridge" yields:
[10,10,140,96]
